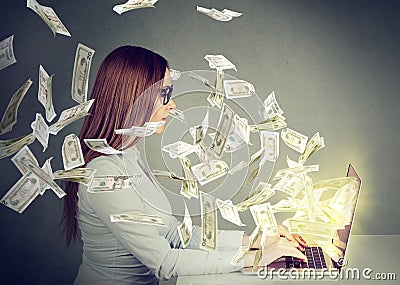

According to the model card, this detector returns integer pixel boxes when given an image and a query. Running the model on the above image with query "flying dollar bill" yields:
[11,145,39,174]
[272,173,305,197]
[210,103,234,158]
[84,138,122,155]
[233,114,251,145]
[62,134,84,170]
[115,123,158,137]
[152,169,185,181]
[221,8,242,18]
[71,43,95,104]
[196,6,233,22]
[32,113,49,152]
[271,197,299,213]
[207,70,224,109]
[228,148,264,175]
[313,176,357,190]
[216,199,245,226]
[49,99,94,135]
[0,171,40,213]
[298,132,325,164]
[263,90,284,118]
[224,79,255,99]
[204,54,237,71]
[87,174,142,193]
[38,65,56,122]
[281,128,308,153]
[273,164,319,180]
[54,168,96,185]
[113,0,158,15]
[110,212,165,226]
[199,191,217,252]
[39,157,54,195]
[177,203,193,248]
[27,0,71,37]
[0,79,32,135]
[260,131,279,162]
[304,175,315,221]
[0,134,36,160]
[179,157,199,199]
[209,130,246,153]
[0,35,17,71]
[162,141,197,159]
[288,219,336,239]
[250,202,278,236]
[192,159,228,186]
[230,245,249,265]
[236,182,275,212]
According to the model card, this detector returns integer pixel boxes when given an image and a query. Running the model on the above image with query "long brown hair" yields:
[61,45,169,246]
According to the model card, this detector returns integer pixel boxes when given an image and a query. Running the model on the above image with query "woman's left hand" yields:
[278,225,308,251]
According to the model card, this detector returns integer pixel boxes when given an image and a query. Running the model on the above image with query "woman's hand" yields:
[278,225,308,251]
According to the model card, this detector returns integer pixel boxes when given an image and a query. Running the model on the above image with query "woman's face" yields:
[150,68,176,134]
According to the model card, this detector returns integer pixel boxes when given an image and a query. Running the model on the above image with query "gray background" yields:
[1,0,399,284]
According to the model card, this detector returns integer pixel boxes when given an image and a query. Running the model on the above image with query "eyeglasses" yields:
[160,85,173,105]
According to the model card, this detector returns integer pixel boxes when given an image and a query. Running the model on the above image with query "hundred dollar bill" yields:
[237,182,275,211]
[0,35,17,71]
[11,145,39,174]
[188,71,214,89]
[288,219,336,239]
[62,134,84,170]
[0,133,36,160]
[88,174,142,193]
[192,159,228,186]
[54,168,96,185]
[230,245,249,265]
[49,99,94,135]
[250,202,278,236]
[204,54,237,71]
[207,70,224,109]
[216,199,245,226]
[199,191,218,252]
[38,65,56,122]
[169,68,181,80]
[197,6,233,22]
[0,79,32,135]
[32,113,49,152]
[233,114,251,144]
[273,164,319,180]
[72,43,95,104]
[177,203,193,248]
[260,131,279,162]
[0,171,40,213]
[152,169,185,181]
[84,138,122,155]
[272,173,305,197]
[169,108,186,123]
[281,128,308,153]
[110,213,165,226]
[27,0,71,37]
[210,103,234,158]
[224,79,255,99]
[20,159,66,198]
[179,157,199,199]
[162,140,197,159]
[298,132,325,164]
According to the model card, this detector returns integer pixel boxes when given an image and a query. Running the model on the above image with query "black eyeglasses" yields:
[161,85,173,105]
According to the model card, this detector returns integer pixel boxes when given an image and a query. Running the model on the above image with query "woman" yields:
[61,45,307,285]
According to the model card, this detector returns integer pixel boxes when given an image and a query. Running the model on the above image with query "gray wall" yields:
[1,0,399,284]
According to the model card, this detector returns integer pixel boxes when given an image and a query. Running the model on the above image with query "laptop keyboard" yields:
[285,246,327,269]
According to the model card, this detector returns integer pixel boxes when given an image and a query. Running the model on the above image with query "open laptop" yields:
[243,163,362,275]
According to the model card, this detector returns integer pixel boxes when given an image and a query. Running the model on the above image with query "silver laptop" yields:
[243,164,362,275]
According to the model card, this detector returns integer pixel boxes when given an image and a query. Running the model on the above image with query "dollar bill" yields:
[230,245,249,265]
[39,157,54,195]
[253,248,263,270]
[204,54,237,71]
[273,164,319,180]
[87,174,142,193]
[233,114,251,144]
[271,197,299,213]
[228,148,264,175]
[188,71,214,89]
[110,213,165,226]
[162,141,197,159]
[20,159,66,198]
[0,79,32,135]
[32,113,49,152]
[169,68,181,80]
[264,90,284,118]
[209,130,246,153]
[224,79,255,99]
[304,175,315,221]
[0,35,17,71]
[177,203,193,248]
[260,131,279,162]
[179,157,199,199]
[313,177,357,190]
[250,118,287,132]
[210,103,234,158]
[152,169,185,181]
[169,108,186,123]
[190,126,204,145]
[328,182,357,222]
[243,166,261,187]
[54,168,96,185]
[319,203,347,229]
[216,199,245,226]
[197,6,233,22]
[0,134,36,160]
[115,123,158,137]
[62,134,84,170]
[192,159,228,186]
[207,70,224,109]
[221,8,242,18]
[72,43,95,104]
[38,65,56,122]
[84,138,122,155]
[0,171,40,213]
[237,182,275,211]
[288,219,336,239]
[11,145,39,174]
[298,132,325,164]
[27,0,71,37]
[49,99,94,135]
[113,0,157,15]
[281,128,308,153]
[250,202,278,236]
[272,173,305,197]
[199,191,217,252]
[194,142,214,174]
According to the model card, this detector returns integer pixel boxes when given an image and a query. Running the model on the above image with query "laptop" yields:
[243,164,362,275]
